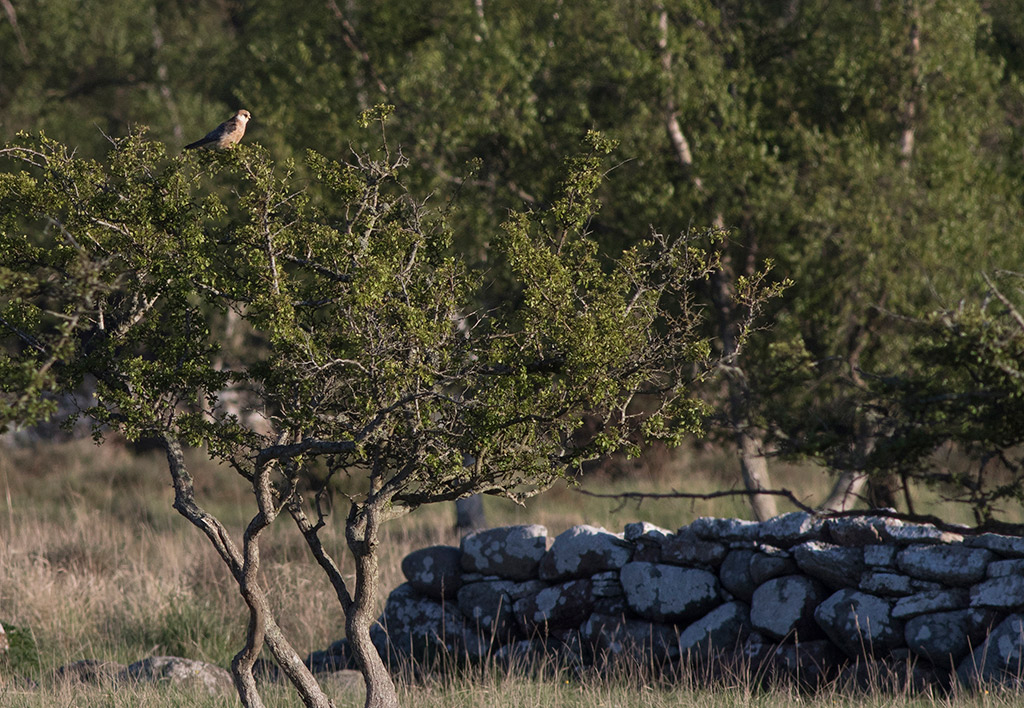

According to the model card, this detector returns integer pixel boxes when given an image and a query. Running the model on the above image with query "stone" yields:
[792,541,864,589]
[957,614,1024,686]
[971,575,1024,610]
[863,545,898,568]
[591,571,624,598]
[514,579,594,634]
[677,601,751,656]
[581,613,679,663]
[661,529,728,567]
[620,562,721,623]
[461,525,549,580]
[767,640,846,689]
[374,583,471,661]
[54,659,127,685]
[815,589,904,659]
[905,608,1001,666]
[859,572,914,597]
[988,559,1024,578]
[687,517,759,543]
[122,657,233,695]
[401,545,463,600]
[624,521,671,543]
[625,522,670,563]
[748,547,797,585]
[750,575,826,640]
[306,638,356,673]
[719,549,757,602]
[892,589,970,619]
[839,657,949,693]
[826,516,894,545]
[757,512,828,547]
[539,525,632,581]
[886,523,963,545]
[457,579,546,642]
[896,545,993,586]
[965,533,1024,558]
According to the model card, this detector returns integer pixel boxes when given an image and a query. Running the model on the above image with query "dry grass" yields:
[0,438,1021,706]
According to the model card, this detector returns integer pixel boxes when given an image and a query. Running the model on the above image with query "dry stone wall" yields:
[324,513,1024,690]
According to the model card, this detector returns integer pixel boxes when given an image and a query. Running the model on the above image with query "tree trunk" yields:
[658,7,776,520]
[455,494,486,534]
[346,506,400,708]
[161,437,336,708]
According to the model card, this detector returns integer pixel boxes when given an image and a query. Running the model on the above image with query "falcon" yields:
[184,110,251,150]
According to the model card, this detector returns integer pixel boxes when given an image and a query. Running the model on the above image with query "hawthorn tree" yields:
[0,118,781,708]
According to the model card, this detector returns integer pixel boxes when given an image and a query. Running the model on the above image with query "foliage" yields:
[0,122,773,705]
[861,275,1024,524]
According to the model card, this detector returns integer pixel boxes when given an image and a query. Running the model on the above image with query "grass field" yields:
[0,438,1021,706]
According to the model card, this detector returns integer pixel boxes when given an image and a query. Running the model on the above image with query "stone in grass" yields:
[54,659,128,685]
[677,601,751,657]
[539,525,632,581]
[957,613,1024,687]
[581,613,680,663]
[905,608,1002,667]
[458,578,546,642]
[514,579,595,635]
[373,583,472,662]
[122,656,234,695]
[620,561,720,623]
[814,589,904,659]
[401,545,463,600]
[460,525,549,580]
[750,575,826,640]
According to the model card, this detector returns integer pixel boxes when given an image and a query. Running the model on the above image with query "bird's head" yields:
[236,109,252,124]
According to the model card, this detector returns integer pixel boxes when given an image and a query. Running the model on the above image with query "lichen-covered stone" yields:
[988,559,1024,578]
[905,608,1001,666]
[864,545,898,568]
[457,579,546,642]
[677,601,751,656]
[122,657,233,695]
[892,588,969,619]
[859,571,914,597]
[514,579,594,634]
[793,541,864,589]
[581,613,679,663]
[401,545,463,600]
[540,525,633,581]
[661,529,728,567]
[970,575,1024,610]
[461,525,549,580]
[957,614,1024,686]
[749,547,797,585]
[719,549,757,602]
[686,517,759,543]
[757,512,828,548]
[965,533,1024,558]
[896,545,993,586]
[815,589,903,659]
[620,562,720,623]
[750,575,826,640]
[374,583,471,661]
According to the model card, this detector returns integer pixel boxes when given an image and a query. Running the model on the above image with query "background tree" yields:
[0,121,778,706]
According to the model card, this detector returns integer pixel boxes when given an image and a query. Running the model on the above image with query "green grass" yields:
[0,438,1021,706]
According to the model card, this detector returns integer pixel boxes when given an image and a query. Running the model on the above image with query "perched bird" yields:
[184,109,251,150]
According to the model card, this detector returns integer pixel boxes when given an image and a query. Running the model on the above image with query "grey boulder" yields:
[461,525,549,580]
[620,561,721,623]
[539,525,632,581]
[815,589,904,659]
[750,575,826,640]
[401,545,463,600]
